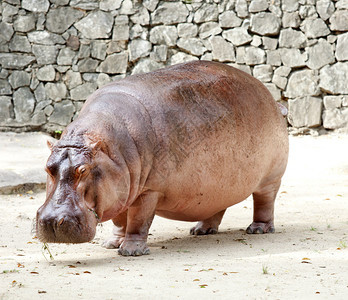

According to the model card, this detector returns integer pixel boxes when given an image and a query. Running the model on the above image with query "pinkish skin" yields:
[36,61,289,256]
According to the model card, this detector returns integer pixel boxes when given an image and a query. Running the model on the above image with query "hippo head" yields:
[36,135,131,244]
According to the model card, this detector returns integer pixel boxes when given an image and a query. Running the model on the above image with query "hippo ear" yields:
[47,140,56,151]
[89,140,102,156]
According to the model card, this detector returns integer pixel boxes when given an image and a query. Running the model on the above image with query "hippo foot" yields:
[101,236,124,249]
[190,223,219,236]
[246,221,275,234]
[118,240,150,256]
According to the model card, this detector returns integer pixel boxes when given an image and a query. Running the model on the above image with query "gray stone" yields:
[34,83,47,102]
[50,0,70,4]
[151,2,189,25]
[319,62,348,94]
[75,11,114,39]
[223,27,252,46]
[299,5,318,19]
[13,87,35,122]
[96,53,128,74]
[91,42,107,60]
[169,52,198,65]
[272,74,288,90]
[36,65,55,82]
[177,38,206,56]
[28,31,65,45]
[336,0,348,9]
[150,26,178,46]
[0,80,12,95]
[245,47,266,65]
[274,66,291,77]
[99,0,122,11]
[32,45,58,65]
[279,28,306,48]
[264,83,281,101]
[96,73,111,88]
[178,23,198,38]
[209,36,235,62]
[64,70,82,89]
[70,82,97,101]
[301,19,330,39]
[288,96,322,128]
[49,100,75,126]
[8,71,30,89]
[249,0,268,12]
[77,58,99,73]
[229,63,252,75]
[316,0,335,20]
[280,48,307,68]
[0,96,12,121]
[130,24,147,40]
[22,0,49,13]
[143,0,159,12]
[57,48,77,66]
[201,52,213,61]
[336,33,348,61]
[0,54,35,69]
[129,39,152,61]
[253,64,273,83]
[45,82,67,102]
[282,12,301,28]
[199,22,222,39]
[281,0,299,12]
[329,10,348,31]
[78,44,91,59]
[2,3,19,23]
[70,0,99,10]
[119,0,135,15]
[251,35,262,47]
[219,11,242,29]
[235,0,248,18]
[285,70,320,98]
[194,3,219,23]
[81,73,98,83]
[44,105,54,116]
[13,15,36,32]
[115,15,129,25]
[269,1,282,18]
[236,46,246,64]
[251,13,281,36]
[107,41,125,54]
[9,35,31,53]
[262,37,278,50]
[323,108,348,129]
[46,7,84,34]
[0,69,9,79]
[150,45,167,62]
[131,58,164,75]
[0,22,14,44]
[113,25,130,41]
[130,7,150,26]
[306,39,335,70]
[323,96,343,109]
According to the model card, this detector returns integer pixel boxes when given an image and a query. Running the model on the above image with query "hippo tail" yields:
[277,102,288,116]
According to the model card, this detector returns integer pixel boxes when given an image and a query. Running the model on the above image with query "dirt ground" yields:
[0,135,347,299]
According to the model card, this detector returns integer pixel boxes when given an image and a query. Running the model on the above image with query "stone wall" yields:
[0,0,347,133]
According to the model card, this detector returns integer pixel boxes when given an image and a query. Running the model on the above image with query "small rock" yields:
[282,12,301,28]
[250,12,281,36]
[77,58,99,73]
[323,96,343,109]
[285,70,320,98]
[329,10,348,31]
[129,39,152,62]
[219,11,242,28]
[96,53,128,74]
[57,48,77,66]
[249,0,268,12]
[301,18,330,39]
[32,45,58,65]
[0,22,14,44]
[150,26,178,46]
[178,23,198,38]
[112,24,130,41]
[320,62,348,94]
[22,0,49,13]
[150,45,167,62]
[223,27,252,46]
[262,37,278,50]
[13,87,36,122]
[281,0,299,12]
[280,48,307,68]
[279,28,306,48]
[64,70,82,89]
[316,0,335,20]
[235,0,248,18]
[130,7,150,26]
[99,0,122,11]
[194,3,219,23]
[209,36,235,62]
[0,80,12,95]
[306,39,335,70]
[199,22,222,39]
[36,66,56,82]
[49,100,75,126]
[177,38,206,56]
[75,11,114,39]
[9,35,31,53]
[151,2,189,25]
[46,7,84,34]
[67,36,80,51]
[253,64,272,83]
[96,73,111,88]
[13,15,35,32]
[335,33,348,61]
[131,58,164,75]
[264,82,281,101]
[245,47,266,65]
[323,108,348,129]
[70,82,97,101]
[288,96,322,128]
[0,96,12,122]
[28,31,65,45]
[91,41,107,60]
[45,82,67,101]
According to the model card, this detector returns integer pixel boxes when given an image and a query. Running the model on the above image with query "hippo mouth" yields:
[36,209,98,244]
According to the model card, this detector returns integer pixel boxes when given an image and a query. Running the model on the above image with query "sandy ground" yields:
[0,135,347,299]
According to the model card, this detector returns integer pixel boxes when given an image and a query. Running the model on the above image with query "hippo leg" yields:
[118,191,160,256]
[246,180,281,234]
[102,211,128,249]
[190,210,226,235]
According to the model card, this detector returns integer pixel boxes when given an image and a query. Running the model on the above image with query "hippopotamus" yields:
[36,61,289,256]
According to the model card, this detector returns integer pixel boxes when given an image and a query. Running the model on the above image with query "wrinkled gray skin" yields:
[36,61,289,256]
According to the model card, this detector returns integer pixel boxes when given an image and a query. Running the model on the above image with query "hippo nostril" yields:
[58,217,64,226]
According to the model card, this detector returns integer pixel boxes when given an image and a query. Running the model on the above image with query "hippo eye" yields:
[76,165,88,177]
